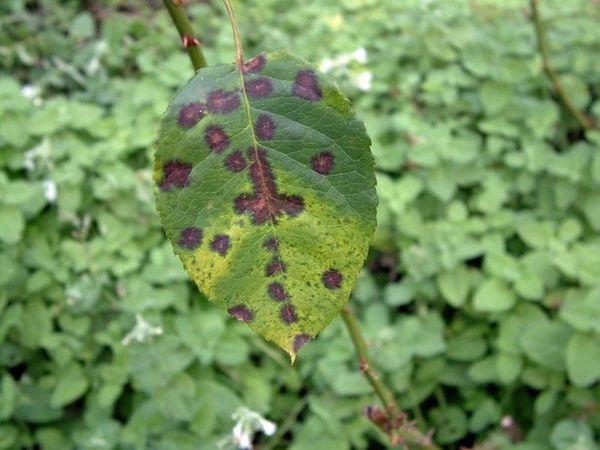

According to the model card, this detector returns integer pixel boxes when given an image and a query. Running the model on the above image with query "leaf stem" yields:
[341,306,440,449]
[221,0,245,67]
[161,0,207,71]
[529,0,594,130]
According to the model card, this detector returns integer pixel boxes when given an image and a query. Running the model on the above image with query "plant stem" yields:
[341,305,398,412]
[529,0,594,130]
[221,0,245,67]
[161,0,207,71]
[341,306,439,449]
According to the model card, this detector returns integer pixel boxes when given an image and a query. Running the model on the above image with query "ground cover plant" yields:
[0,0,599,449]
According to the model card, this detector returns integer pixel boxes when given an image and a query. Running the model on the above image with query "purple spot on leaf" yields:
[178,102,207,128]
[160,161,192,190]
[228,305,253,322]
[242,54,265,74]
[280,304,297,324]
[245,78,273,99]
[311,151,335,175]
[293,70,321,101]
[179,227,202,250]
[207,89,240,113]
[268,282,287,301]
[234,148,304,224]
[266,257,286,276]
[205,125,230,153]
[211,234,230,256]
[225,150,247,172]
[263,237,278,251]
[293,334,311,353]
[322,269,342,290]
[255,114,276,140]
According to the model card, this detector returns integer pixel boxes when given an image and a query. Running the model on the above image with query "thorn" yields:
[420,429,434,446]
[392,411,407,428]
[362,405,388,429]
[182,34,201,48]
[359,358,369,373]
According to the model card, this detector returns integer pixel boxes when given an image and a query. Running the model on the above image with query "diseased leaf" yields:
[154,50,376,359]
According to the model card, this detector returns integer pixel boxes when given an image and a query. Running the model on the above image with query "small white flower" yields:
[43,179,57,203]
[320,58,335,73]
[259,417,276,436]
[121,314,163,345]
[86,40,108,75]
[353,47,368,64]
[21,85,39,99]
[219,407,277,450]
[23,138,52,172]
[21,85,43,107]
[353,71,373,91]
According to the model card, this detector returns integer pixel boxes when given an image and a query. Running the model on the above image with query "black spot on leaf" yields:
[293,70,321,101]
[263,237,279,251]
[228,305,253,322]
[211,234,230,255]
[255,114,276,140]
[205,125,230,153]
[280,304,297,324]
[225,150,247,172]
[179,227,202,249]
[268,282,288,301]
[266,257,286,276]
[242,54,265,74]
[312,151,335,174]
[178,102,207,128]
[245,78,273,99]
[293,334,311,353]
[160,161,192,190]
[322,269,342,289]
[207,89,240,113]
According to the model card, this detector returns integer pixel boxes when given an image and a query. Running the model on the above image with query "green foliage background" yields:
[1,0,599,449]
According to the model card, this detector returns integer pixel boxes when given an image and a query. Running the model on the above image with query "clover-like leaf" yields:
[154,50,376,359]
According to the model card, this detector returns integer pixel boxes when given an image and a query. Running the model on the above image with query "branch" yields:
[529,0,594,130]
[161,0,207,71]
[341,306,439,449]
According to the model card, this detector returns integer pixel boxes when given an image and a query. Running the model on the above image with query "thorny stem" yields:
[529,0,594,130]
[342,306,398,412]
[222,0,245,67]
[161,2,439,448]
[342,306,440,449]
[161,0,207,71]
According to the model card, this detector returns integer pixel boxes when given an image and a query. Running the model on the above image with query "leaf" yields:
[0,205,24,244]
[566,333,600,387]
[154,50,376,359]
[473,278,516,312]
[560,288,600,333]
[50,363,89,408]
[520,320,572,371]
[550,419,596,450]
[437,265,471,307]
[429,406,468,444]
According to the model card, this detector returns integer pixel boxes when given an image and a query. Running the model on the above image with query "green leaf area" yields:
[154,50,376,359]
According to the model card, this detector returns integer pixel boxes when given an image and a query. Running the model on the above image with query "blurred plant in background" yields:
[0,0,599,449]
